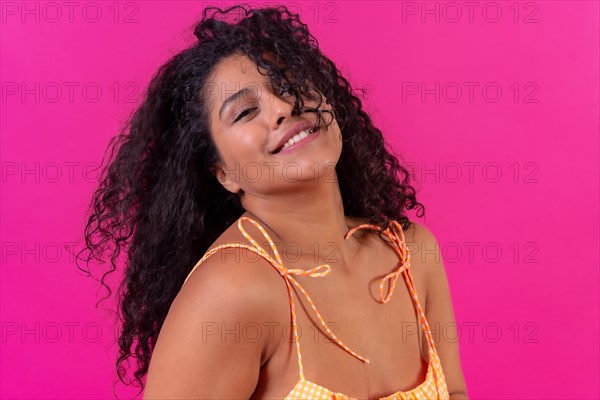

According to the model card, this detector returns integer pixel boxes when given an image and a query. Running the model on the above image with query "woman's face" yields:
[204,52,343,197]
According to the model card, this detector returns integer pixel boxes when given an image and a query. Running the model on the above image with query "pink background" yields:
[2,1,599,399]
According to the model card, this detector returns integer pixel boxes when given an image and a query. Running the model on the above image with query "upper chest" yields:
[248,225,432,398]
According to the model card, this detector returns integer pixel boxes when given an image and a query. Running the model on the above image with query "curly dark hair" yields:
[75,3,425,398]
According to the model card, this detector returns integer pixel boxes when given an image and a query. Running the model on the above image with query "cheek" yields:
[219,128,265,166]
[233,130,263,155]
[326,118,343,147]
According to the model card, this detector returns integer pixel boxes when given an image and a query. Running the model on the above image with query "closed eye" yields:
[233,107,258,123]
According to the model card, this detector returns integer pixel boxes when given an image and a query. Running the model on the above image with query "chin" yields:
[279,153,339,184]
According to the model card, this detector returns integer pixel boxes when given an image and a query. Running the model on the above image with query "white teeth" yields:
[278,129,312,153]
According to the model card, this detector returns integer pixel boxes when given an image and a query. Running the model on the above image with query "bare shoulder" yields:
[400,221,446,301]
[347,216,443,303]
[345,215,432,245]
[343,216,468,396]
[401,221,470,397]
[177,217,291,350]
[183,216,290,301]
[345,215,438,264]
[144,219,289,399]
[387,218,435,246]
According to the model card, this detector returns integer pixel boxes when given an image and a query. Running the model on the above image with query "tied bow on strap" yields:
[344,219,411,304]
[236,217,370,365]
[235,217,333,279]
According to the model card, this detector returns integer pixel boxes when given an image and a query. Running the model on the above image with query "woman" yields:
[78,4,468,399]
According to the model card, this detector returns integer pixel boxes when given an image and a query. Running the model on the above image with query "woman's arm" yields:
[412,223,470,399]
[143,253,273,399]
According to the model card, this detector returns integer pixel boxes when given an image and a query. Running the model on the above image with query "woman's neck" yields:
[240,182,361,269]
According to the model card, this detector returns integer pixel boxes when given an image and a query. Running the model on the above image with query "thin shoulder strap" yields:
[183,217,370,381]
[344,219,437,353]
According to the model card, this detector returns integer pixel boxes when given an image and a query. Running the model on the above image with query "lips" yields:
[270,120,318,154]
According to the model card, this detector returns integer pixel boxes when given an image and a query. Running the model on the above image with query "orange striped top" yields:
[183,216,450,399]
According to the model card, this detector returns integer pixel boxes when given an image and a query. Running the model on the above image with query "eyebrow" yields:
[218,87,255,121]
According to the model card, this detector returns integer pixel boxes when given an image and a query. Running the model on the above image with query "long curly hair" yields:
[75,3,425,397]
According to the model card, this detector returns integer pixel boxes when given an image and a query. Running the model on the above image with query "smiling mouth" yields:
[272,126,320,154]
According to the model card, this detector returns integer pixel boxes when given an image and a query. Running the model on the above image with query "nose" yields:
[267,89,297,131]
